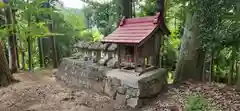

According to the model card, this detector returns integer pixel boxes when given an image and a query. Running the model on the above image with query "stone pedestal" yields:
[104,69,167,108]
[55,58,167,109]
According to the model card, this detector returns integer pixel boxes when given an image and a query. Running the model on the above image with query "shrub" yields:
[185,94,210,111]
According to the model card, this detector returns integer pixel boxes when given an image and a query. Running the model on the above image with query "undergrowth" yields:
[185,93,210,111]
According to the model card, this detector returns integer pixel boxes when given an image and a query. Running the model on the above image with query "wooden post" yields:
[134,45,138,71]
[153,32,162,68]
[117,45,121,68]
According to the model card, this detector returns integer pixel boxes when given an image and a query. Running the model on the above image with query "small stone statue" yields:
[107,58,118,68]
[83,56,88,61]
[92,57,98,63]
[135,67,143,73]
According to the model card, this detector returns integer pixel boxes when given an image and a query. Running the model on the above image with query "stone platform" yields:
[105,69,167,108]
[55,58,168,108]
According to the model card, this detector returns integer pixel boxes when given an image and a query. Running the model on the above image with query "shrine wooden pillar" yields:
[153,32,162,68]
[117,45,121,68]
[134,45,138,71]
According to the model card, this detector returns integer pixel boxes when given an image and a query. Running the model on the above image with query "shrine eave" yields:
[102,13,162,45]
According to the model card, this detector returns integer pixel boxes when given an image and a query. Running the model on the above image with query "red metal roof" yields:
[102,13,161,44]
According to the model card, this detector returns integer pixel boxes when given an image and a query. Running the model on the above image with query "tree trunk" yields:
[235,61,238,84]
[132,0,135,17]
[27,37,32,71]
[202,54,207,82]
[236,63,240,91]
[49,20,58,68]
[21,50,25,70]
[229,46,236,85]
[121,0,132,18]
[209,51,214,82]
[0,41,12,87]
[20,40,25,70]
[27,13,32,71]
[5,7,18,73]
[174,10,205,82]
[4,43,9,64]
[36,18,44,68]
[38,38,44,68]
[12,9,20,69]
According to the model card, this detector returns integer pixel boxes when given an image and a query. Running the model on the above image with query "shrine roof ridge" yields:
[101,12,162,44]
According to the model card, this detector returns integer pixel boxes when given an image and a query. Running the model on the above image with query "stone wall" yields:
[55,58,168,109]
[55,58,108,93]
[104,69,167,108]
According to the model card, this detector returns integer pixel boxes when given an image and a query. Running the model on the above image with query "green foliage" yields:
[82,0,120,36]
[137,0,158,16]
[170,0,240,82]
[163,29,180,70]
[185,94,210,111]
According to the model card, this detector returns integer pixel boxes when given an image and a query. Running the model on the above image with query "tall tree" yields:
[41,1,58,68]
[174,0,225,82]
[36,17,44,68]
[49,19,58,68]
[0,41,12,86]
[121,0,132,18]
[174,2,205,82]
[47,1,58,68]
[5,2,18,73]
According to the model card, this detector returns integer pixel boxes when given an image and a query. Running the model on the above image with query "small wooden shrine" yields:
[102,12,169,74]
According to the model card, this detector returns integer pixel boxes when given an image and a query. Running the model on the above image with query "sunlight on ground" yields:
[168,72,174,84]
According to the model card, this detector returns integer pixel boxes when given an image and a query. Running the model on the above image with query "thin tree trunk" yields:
[229,46,236,85]
[4,43,9,64]
[27,37,32,71]
[236,63,240,91]
[15,37,20,69]
[48,19,58,68]
[27,10,32,71]
[38,38,44,68]
[209,51,214,82]
[175,9,205,82]
[12,9,20,69]
[20,41,25,70]
[36,17,44,68]
[0,41,12,86]
[202,54,207,82]
[235,45,239,84]
[216,64,220,82]
[21,50,25,70]
[132,0,135,17]
[236,61,238,84]
[5,7,18,73]
[56,43,61,63]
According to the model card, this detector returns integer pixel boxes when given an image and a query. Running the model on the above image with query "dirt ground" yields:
[0,70,117,111]
[0,70,240,111]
